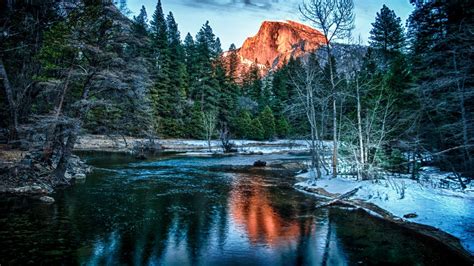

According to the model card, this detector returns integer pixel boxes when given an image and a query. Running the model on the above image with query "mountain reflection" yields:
[229,174,310,247]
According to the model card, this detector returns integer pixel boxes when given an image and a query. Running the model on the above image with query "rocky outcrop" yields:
[0,153,91,195]
[228,20,326,75]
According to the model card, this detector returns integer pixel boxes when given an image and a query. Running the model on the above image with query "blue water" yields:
[0,153,470,265]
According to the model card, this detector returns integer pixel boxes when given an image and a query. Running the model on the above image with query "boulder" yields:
[253,160,267,167]
[39,196,55,203]
[403,213,418,219]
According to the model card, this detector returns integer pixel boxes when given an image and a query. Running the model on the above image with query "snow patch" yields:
[297,170,474,255]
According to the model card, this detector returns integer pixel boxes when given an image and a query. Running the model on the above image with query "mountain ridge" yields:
[226,20,327,75]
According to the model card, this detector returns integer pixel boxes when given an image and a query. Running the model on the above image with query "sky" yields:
[126,0,414,50]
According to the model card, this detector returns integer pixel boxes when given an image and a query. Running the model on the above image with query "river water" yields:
[0,153,470,265]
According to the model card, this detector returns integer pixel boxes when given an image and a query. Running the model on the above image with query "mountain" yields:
[226,20,327,75]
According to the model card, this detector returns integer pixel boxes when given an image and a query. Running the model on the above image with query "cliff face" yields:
[232,20,327,73]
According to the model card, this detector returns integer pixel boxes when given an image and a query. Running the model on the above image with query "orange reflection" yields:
[229,175,311,246]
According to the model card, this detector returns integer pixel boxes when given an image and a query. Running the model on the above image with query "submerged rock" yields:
[403,213,418,219]
[253,160,267,167]
[39,196,55,203]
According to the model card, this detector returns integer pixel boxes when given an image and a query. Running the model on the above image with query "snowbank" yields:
[75,134,334,154]
[296,170,474,255]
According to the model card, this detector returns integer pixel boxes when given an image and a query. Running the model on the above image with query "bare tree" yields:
[219,123,235,153]
[0,58,19,139]
[300,0,355,177]
[290,55,329,181]
[203,111,217,152]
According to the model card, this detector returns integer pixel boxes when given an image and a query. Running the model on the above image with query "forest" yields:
[1,0,472,184]
[0,0,473,264]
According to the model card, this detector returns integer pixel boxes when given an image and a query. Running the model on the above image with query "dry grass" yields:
[0,145,25,162]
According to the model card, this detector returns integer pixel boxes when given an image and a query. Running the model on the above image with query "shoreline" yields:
[294,178,474,262]
[1,135,472,261]
[74,134,313,154]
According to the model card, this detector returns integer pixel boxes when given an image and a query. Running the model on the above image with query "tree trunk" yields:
[453,53,472,171]
[308,86,322,179]
[356,78,365,179]
[0,58,18,139]
[326,46,338,178]
[43,66,74,164]
[53,125,79,184]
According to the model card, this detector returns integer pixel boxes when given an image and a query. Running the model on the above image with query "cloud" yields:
[179,0,297,12]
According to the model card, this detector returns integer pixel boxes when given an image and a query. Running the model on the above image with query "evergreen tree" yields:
[184,103,204,139]
[226,43,240,82]
[149,1,187,137]
[249,118,264,140]
[131,6,151,59]
[166,12,187,128]
[259,106,276,140]
[193,21,220,111]
[243,63,262,101]
[149,0,171,134]
[183,32,197,97]
[407,0,474,176]
[275,117,290,138]
[234,110,253,138]
[271,62,290,116]
[369,4,405,55]
[132,5,148,37]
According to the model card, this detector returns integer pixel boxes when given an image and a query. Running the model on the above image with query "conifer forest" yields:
[0,0,473,264]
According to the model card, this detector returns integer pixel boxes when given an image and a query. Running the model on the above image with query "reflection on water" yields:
[229,174,304,247]
[0,153,471,265]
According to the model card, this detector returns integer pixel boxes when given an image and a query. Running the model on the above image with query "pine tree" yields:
[259,106,276,140]
[271,63,290,116]
[183,32,197,97]
[234,110,253,138]
[250,118,264,140]
[275,117,290,138]
[407,0,474,176]
[131,6,151,59]
[184,103,204,139]
[193,21,220,111]
[226,43,240,82]
[242,63,262,101]
[166,12,187,132]
[132,6,148,37]
[369,4,405,64]
[150,0,173,136]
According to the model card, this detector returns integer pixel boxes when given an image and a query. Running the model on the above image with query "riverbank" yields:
[1,134,312,198]
[0,151,91,200]
[294,172,474,260]
[74,134,315,154]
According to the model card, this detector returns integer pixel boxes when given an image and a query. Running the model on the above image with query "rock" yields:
[280,162,306,171]
[233,20,326,74]
[12,185,45,194]
[403,213,418,219]
[135,154,147,160]
[253,160,267,167]
[39,196,55,203]
[74,173,86,179]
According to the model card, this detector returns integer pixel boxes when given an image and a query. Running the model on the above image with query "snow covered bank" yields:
[75,134,331,154]
[295,170,474,255]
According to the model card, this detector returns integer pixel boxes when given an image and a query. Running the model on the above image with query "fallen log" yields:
[315,186,361,209]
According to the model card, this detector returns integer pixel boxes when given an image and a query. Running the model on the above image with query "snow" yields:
[296,170,474,255]
[160,139,330,154]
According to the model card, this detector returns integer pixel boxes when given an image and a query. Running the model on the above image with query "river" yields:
[0,152,470,265]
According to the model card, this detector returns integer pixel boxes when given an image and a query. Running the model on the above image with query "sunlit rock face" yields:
[227,20,326,76]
